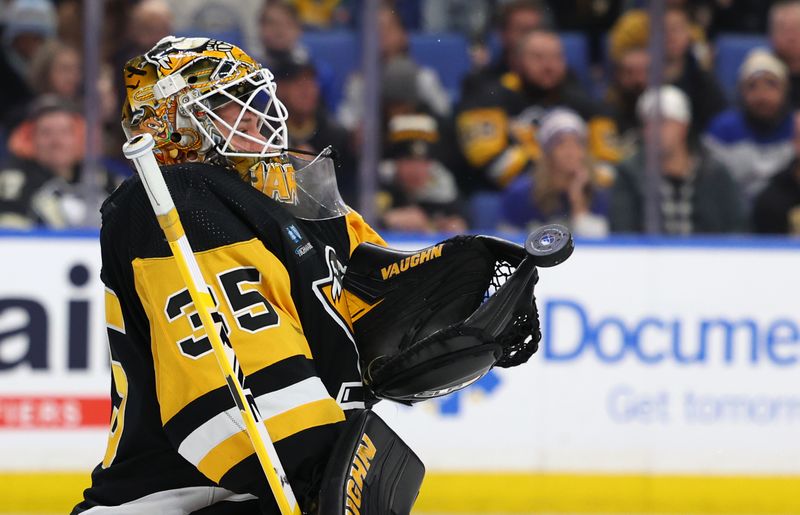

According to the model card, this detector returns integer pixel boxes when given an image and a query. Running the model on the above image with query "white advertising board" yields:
[1,234,799,475]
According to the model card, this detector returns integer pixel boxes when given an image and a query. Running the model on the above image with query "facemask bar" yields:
[186,68,289,158]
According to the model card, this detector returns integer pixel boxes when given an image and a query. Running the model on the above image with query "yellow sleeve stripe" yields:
[193,397,344,483]
[456,108,509,168]
[197,430,254,483]
[588,117,621,163]
[266,397,344,442]
[104,287,125,334]
[490,146,530,187]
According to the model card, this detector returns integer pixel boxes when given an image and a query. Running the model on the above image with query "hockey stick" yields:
[122,133,301,515]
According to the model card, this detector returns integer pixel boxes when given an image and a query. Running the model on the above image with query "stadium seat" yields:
[408,32,471,104]
[302,31,359,110]
[469,192,504,231]
[714,33,770,101]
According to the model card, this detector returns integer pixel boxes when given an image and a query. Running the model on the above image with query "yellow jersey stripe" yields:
[197,430,254,483]
[266,398,344,443]
[105,287,125,334]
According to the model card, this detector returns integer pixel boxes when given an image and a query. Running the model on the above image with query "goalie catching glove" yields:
[343,234,543,403]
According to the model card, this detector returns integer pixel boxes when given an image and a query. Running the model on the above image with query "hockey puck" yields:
[524,224,574,267]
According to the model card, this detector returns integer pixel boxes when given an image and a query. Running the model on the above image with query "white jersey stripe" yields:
[80,486,256,513]
[178,376,332,466]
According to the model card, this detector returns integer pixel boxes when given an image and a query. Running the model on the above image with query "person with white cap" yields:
[704,49,795,204]
[500,108,611,237]
[611,85,744,234]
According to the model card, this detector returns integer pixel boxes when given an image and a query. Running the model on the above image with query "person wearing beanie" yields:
[499,108,611,237]
[0,0,56,128]
[608,5,727,135]
[377,114,466,233]
[704,49,795,205]
[611,85,744,234]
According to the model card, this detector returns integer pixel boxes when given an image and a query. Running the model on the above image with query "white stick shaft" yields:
[122,133,300,514]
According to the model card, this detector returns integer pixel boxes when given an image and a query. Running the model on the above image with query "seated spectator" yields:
[500,109,610,237]
[0,97,117,228]
[462,0,548,97]
[112,0,173,101]
[273,55,357,204]
[664,6,727,133]
[752,111,800,234]
[606,46,650,158]
[769,0,800,109]
[337,3,451,131]
[705,50,795,204]
[608,5,726,134]
[456,28,619,192]
[377,114,466,234]
[0,0,56,128]
[611,86,744,234]
[257,0,336,109]
[28,40,82,103]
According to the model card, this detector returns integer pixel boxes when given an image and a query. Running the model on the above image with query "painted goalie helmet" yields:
[122,36,347,218]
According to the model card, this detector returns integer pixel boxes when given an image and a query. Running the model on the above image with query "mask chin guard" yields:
[343,226,573,404]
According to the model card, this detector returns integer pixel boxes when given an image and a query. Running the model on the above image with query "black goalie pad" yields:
[317,409,425,515]
[343,234,542,403]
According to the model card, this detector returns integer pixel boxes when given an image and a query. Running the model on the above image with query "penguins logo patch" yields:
[311,246,355,343]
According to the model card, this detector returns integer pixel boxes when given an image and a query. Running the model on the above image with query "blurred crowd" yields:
[2,0,800,237]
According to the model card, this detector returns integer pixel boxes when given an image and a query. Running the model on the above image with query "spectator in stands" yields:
[338,3,450,131]
[273,55,357,204]
[606,46,650,158]
[257,0,307,68]
[378,114,466,234]
[257,0,336,109]
[28,40,82,103]
[0,0,56,128]
[112,0,174,102]
[705,49,795,204]
[456,29,619,193]
[462,0,548,97]
[664,6,727,133]
[752,111,800,234]
[769,0,800,109]
[611,86,744,234]
[500,108,611,237]
[608,5,726,134]
[0,97,116,228]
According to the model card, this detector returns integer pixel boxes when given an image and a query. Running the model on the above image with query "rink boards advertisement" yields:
[1,232,799,512]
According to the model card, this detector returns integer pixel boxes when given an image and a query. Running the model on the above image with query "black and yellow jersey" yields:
[72,163,385,514]
[455,73,620,190]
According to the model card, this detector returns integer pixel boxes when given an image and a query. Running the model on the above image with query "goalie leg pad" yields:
[317,409,425,515]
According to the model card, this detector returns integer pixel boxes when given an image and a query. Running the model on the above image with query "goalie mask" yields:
[121,36,346,218]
